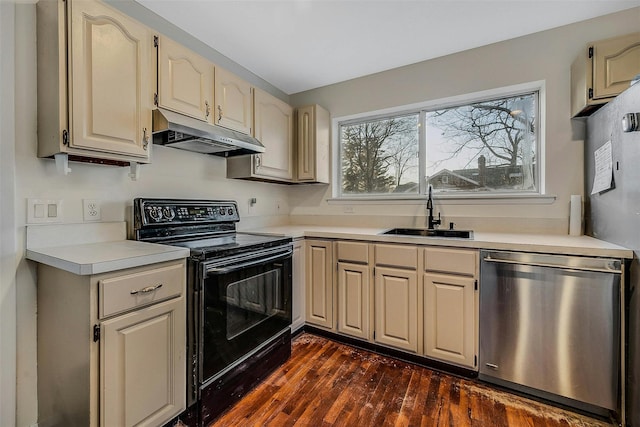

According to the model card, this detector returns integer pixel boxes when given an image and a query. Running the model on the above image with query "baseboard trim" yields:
[300,324,478,379]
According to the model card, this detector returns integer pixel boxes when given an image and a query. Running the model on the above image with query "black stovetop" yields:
[132,198,291,259]
[169,232,291,259]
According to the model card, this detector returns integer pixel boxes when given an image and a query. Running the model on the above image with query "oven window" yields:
[226,269,282,340]
[201,251,292,383]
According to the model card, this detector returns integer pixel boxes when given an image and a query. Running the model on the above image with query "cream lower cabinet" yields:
[291,238,306,332]
[336,241,372,340]
[37,0,153,164]
[373,244,419,353]
[423,247,478,368]
[101,297,185,426]
[37,260,186,427]
[305,239,334,329]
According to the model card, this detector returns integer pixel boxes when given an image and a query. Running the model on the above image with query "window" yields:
[340,114,420,196]
[337,87,540,198]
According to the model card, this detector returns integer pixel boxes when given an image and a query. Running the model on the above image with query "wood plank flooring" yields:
[211,333,613,427]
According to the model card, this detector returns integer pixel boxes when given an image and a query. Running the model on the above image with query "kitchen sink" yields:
[380,228,474,239]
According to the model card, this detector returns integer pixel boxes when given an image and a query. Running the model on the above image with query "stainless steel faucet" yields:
[427,185,441,230]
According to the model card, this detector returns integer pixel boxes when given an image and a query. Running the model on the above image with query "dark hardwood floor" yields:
[211,333,613,427]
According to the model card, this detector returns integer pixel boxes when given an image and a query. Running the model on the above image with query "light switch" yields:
[27,198,63,224]
[34,204,45,218]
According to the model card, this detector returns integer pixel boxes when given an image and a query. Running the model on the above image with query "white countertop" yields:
[247,225,633,258]
[25,222,190,275]
[25,223,633,276]
[26,240,190,275]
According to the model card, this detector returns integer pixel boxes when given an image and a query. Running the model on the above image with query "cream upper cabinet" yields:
[336,241,372,341]
[571,32,640,117]
[37,0,153,164]
[423,247,478,369]
[227,89,295,183]
[296,105,330,184]
[156,36,213,121]
[305,239,334,330]
[214,66,253,135]
[253,88,294,180]
[373,244,419,353]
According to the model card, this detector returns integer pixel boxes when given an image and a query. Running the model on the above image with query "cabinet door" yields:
[424,273,476,368]
[253,88,294,180]
[214,67,253,135]
[157,36,213,121]
[296,105,330,183]
[69,0,152,160]
[593,32,640,100]
[101,297,185,427]
[305,240,333,329]
[337,262,370,340]
[374,267,417,352]
[292,239,306,332]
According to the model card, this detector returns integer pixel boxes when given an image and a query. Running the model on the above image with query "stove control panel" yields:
[138,200,240,225]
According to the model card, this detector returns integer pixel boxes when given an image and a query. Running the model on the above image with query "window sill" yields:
[327,194,557,205]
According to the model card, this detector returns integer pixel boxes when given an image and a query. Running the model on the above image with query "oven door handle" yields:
[206,248,293,275]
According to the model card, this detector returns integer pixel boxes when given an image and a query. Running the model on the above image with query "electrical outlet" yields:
[83,199,101,221]
[27,198,63,223]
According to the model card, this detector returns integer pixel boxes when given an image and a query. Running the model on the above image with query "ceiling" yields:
[136,0,640,95]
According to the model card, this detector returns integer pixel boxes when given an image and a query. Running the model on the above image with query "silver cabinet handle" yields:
[217,105,223,121]
[255,154,262,168]
[130,283,163,295]
[205,101,211,118]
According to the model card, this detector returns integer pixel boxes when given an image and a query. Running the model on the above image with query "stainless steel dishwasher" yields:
[479,250,622,412]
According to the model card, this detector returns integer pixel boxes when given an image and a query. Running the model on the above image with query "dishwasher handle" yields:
[482,251,622,274]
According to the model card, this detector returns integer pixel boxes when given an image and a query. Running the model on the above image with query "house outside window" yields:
[336,84,541,199]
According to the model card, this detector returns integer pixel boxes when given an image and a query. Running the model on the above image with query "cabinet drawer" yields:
[424,248,477,276]
[336,241,369,264]
[375,244,417,269]
[99,261,185,318]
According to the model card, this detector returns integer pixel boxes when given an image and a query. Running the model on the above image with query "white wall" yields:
[289,7,640,234]
[12,4,291,426]
[1,3,17,426]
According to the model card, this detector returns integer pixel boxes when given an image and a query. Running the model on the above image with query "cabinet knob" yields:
[255,154,262,168]
[205,101,211,118]
[218,105,223,121]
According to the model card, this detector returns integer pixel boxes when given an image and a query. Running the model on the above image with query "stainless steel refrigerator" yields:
[584,82,640,426]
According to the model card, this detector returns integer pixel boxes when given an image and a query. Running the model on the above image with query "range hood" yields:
[152,108,265,157]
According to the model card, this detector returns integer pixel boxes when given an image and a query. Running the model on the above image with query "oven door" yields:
[199,245,292,385]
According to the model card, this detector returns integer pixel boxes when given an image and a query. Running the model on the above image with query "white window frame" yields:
[331,81,550,204]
